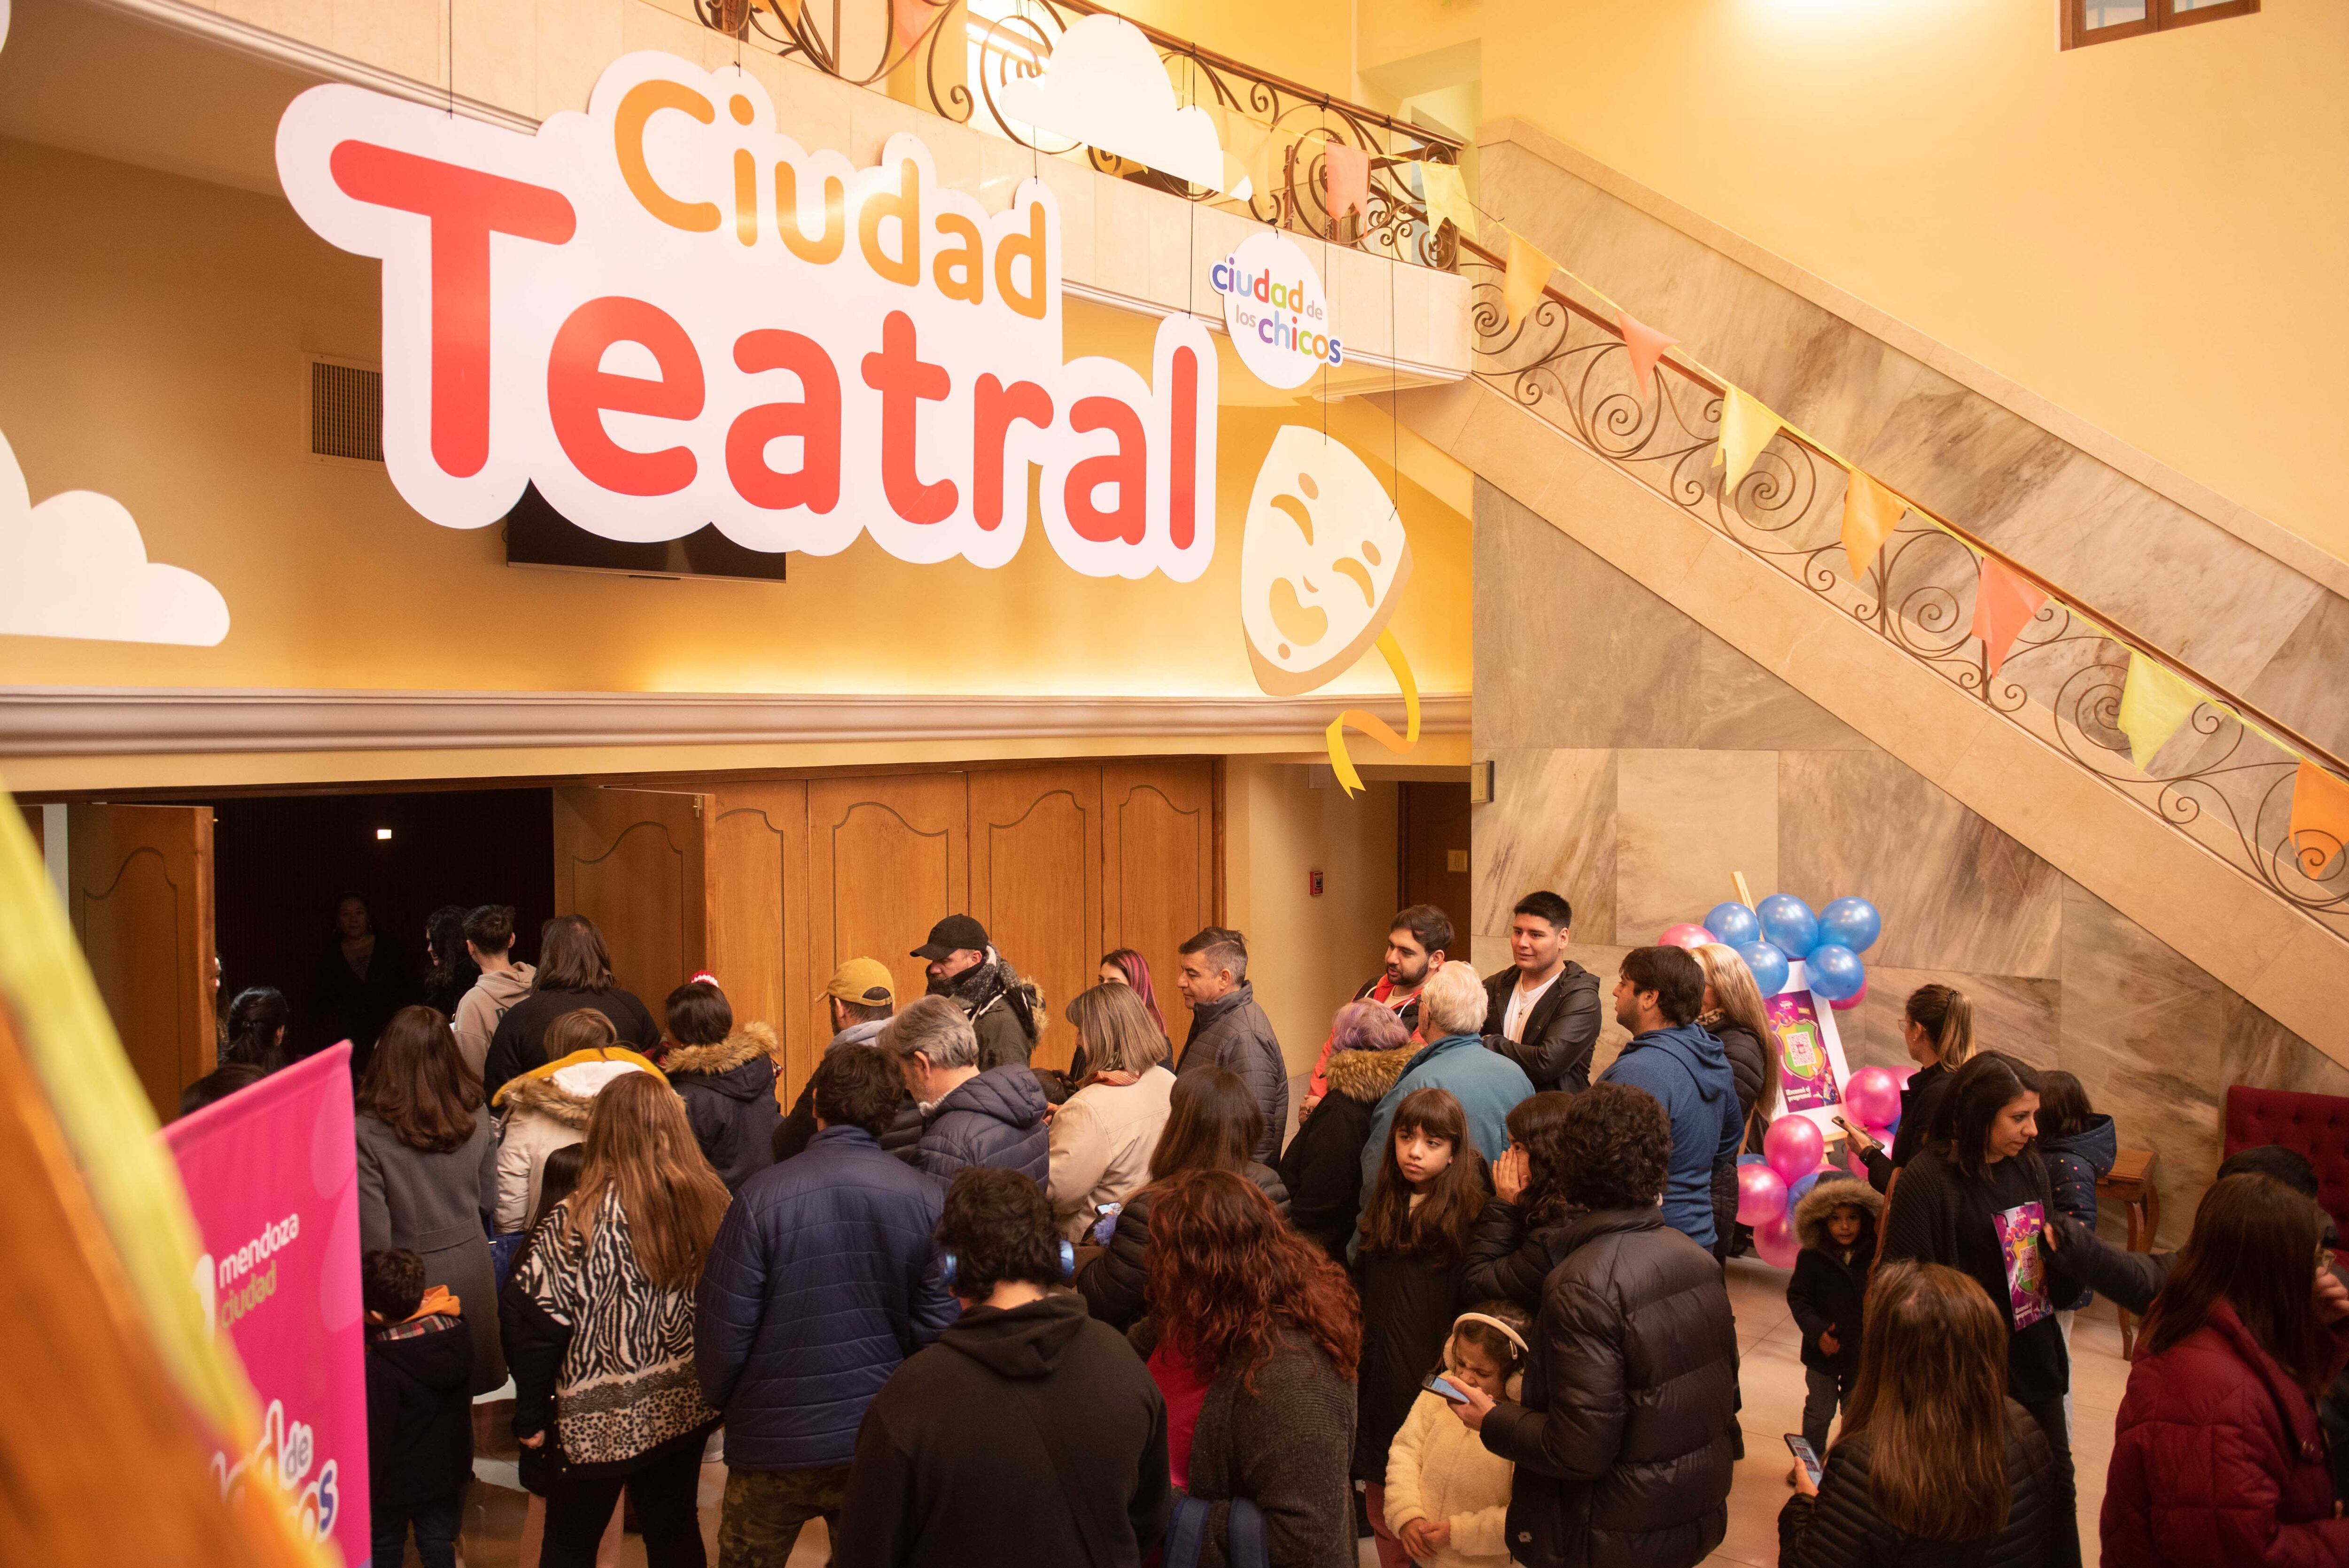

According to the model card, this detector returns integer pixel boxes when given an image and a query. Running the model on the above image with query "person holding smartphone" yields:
[1778,1261,2076,1568]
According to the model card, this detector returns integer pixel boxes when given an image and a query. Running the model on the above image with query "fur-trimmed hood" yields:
[493,1046,662,1126]
[663,1022,779,1080]
[1793,1176,1884,1250]
[944,950,1047,1041]
[1323,1043,1416,1106]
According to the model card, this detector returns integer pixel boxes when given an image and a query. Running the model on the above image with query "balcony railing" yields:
[693,0,1464,268]
[1453,235,2349,941]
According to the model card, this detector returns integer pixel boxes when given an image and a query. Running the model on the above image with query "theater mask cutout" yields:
[1240,427,1410,696]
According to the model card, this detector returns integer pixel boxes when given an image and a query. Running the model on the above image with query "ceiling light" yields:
[375,828,393,840]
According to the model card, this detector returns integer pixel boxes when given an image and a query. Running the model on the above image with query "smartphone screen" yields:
[1423,1374,1469,1404]
[1783,1433,1823,1487]
[1089,1202,1122,1247]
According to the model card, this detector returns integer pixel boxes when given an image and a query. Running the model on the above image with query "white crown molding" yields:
[0,686,1470,757]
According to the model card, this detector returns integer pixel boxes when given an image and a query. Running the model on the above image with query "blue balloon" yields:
[1757,893,1820,957]
[1789,1171,1822,1207]
[1738,939,1791,998]
[1737,1153,1768,1166]
[1704,901,1761,946]
[1807,943,1866,1002]
[1820,896,1882,955]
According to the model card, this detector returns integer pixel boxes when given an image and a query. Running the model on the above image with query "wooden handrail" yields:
[1453,234,2349,784]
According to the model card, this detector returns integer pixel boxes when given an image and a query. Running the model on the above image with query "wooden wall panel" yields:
[552,788,711,1010]
[1101,760,1217,1047]
[708,782,810,1097]
[969,766,1102,1073]
[67,804,215,1119]
[806,774,968,1052]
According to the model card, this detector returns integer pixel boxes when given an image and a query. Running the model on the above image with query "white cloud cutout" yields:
[1000,14,1229,193]
[0,427,229,646]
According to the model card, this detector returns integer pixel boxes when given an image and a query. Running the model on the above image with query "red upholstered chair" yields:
[2222,1085,2349,1241]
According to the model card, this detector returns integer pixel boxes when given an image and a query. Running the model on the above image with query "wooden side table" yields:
[2098,1148,2162,1356]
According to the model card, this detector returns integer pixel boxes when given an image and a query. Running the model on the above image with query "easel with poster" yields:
[1764,964,1857,1153]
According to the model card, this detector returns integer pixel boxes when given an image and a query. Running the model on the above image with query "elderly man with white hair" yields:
[884,994,1050,1185]
[1354,961,1537,1216]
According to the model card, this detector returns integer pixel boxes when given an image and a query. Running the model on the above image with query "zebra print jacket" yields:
[506,1188,720,1471]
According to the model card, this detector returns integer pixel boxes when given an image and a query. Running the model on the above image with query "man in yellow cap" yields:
[774,959,921,1161]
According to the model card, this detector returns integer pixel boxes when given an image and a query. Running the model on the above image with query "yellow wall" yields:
[1115,0,1353,97]
[0,134,1468,708]
[1148,0,2349,567]
[1221,757,1400,1078]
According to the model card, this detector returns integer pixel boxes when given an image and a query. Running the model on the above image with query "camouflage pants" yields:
[717,1464,850,1568]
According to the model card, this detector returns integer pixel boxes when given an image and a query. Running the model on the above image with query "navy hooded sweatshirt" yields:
[1600,1022,1742,1250]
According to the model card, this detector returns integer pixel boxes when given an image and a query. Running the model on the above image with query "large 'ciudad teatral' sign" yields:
[276,54,1219,580]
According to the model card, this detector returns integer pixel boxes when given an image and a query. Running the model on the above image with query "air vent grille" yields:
[310,360,383,462]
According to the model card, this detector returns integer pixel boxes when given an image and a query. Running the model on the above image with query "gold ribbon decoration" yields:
[1323,629,1421,796]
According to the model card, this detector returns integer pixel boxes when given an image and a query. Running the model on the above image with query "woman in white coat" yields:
[1047,982,1176,1243]
[490,1007,661,1233]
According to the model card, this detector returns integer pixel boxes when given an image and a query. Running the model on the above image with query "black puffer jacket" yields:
[1279,1044,1415,1261]
[909,1065,1050,1185]
[1706,1017,1766,1134]
[1353,1209,1497,1482]
[1778,1399,2078,1568]
[1479,1207,1738,1568]
[1177,984,1289,1167]
[481,985,662,1105]
[1481,963,1603,1094]
[665,1024,782,1193]
[1075,1164,1291,1331]
[1461,1200,1582,1313]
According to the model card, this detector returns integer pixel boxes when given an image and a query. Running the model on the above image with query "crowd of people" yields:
[181,891,2349,1568]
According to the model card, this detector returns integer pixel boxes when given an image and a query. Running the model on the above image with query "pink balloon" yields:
[1830,980,1868,1012]
[1735,1162,1789,1227]
[1764,1115,1826,1187]
[1846,1151,1871,1180]
[1659,923,1712,950]
[1890,1064,1918,1093]
[1843,1066,1902,1131]
[1753,1215,1801,1270]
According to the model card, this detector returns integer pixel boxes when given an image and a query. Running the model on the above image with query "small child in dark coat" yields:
[364,1248,475,1568]
[1784,1177,1883,1464]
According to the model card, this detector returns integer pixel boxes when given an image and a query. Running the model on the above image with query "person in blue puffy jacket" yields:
[887,995,1052,1186]
[696,1045,959,1561]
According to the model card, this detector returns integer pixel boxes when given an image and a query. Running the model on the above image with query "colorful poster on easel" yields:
[1765,963,1856,1145]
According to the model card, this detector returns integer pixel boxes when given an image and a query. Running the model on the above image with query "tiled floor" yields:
[432,1255,2128,1567]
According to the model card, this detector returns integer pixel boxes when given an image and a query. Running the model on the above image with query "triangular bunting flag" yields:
[1840,469,1907,582]
[1420,162,1477,244]
[1619,312,1678,401]
[891,0,930,47]
[2116,651,2203,771]
[1715,387,1783,492]
[2290,758,2349,877]
[1969,556,2048,677]
[1322,143,1369,223]
[1502,233,1558,330]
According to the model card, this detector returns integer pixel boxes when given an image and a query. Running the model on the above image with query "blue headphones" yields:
[940,1239,1076,1293]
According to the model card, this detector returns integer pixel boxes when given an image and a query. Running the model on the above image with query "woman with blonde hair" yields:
[1779,1260,2075,1566]
[507,1072,731,1568]
[1694,943,1773,1259]
[1846,983,1976,1191]
[1048,981,1178,1242]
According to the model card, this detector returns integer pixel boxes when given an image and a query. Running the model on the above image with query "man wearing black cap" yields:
[911,914,1044,1070]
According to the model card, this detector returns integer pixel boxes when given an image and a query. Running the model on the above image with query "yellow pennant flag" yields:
[2290,758,2349,877]
[2116,651,2203,771]
[1716,386,1783,492]
[1841,468,1907,582]
[1419,162,1478,245]
[1501,233,1557,330]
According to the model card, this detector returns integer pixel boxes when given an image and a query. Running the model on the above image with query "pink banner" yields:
[164,1044,369,1561]
[1766,990,1843,1115]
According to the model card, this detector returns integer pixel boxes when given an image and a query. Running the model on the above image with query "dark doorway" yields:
[209,788,555,1057]
[1398,781,1472,941]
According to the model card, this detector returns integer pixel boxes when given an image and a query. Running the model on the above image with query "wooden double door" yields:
[553,758,1219,1098]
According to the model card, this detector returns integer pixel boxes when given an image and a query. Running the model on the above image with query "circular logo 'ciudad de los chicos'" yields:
[1213,231,1342,391]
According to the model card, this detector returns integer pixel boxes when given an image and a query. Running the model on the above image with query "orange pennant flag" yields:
[2290,758,2349,877]
[1969,556,2047,676]
[1502,233,1558,330]
[1323,143,1370,223]
[892,0,931,47]
[1619,312,1678,401]
[1840,469,1907,582]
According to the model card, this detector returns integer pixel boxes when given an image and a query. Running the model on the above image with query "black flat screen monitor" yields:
[502,485,788,582]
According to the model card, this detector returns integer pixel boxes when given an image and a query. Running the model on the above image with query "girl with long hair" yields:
[1354,1087,1494,1568]
[1846,983,1975,1190]
[508,1073,731,1568]
[421,904,480,1017]
[481,915,661,1104]
[1693,943,1771,1259]
[1075,1064,1290,1330]
[356,1005,505,1392]
[1136,1168,1360,1568]
[1879,1053,2077,1487]
[1779,1260,2076,1566]
[220,986,292,1074]
[1463,1091,1579,1309]
[1092,947,1168,1041]
[1049,981,1177,1241]
[2104,1174,2349,1566]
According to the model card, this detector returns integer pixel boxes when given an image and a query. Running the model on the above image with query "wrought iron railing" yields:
[1454,237,2349,938]
[694,0,1462,268]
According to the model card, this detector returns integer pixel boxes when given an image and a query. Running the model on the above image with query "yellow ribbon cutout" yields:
[1324,629,1421,796]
